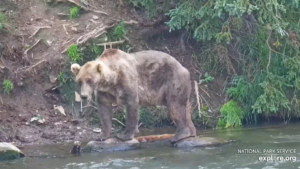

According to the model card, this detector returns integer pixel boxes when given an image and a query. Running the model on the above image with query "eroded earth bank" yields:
[0,0,227,147]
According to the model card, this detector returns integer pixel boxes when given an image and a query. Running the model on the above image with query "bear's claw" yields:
[169,127,193,144]
[96,133,110,142]
[116,132,134,142]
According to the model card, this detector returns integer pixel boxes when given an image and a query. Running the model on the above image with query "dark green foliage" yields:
[0,12,5,31]
[113,21,126,40]
[2,79,13,95]
[113,106,171,128]
[138,107,170,128]
[0,151,22,161]
[67,44,82,63]
[127,0,300,126]
[69,6,79,19]
[199,72,214,84]
[219,100,244,128]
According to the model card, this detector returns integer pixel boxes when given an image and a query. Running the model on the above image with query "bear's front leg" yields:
[116,103,139,141]
[96,103,113,142]
[116,87,139,142]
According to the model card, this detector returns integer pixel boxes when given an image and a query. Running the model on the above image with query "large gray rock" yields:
[82,138,141,153]
[172,136,236,148]
[0,142,25,161]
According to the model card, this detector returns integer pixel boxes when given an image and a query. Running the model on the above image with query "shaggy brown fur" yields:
[71,49,196,143]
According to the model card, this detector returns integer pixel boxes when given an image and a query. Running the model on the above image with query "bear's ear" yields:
[71,63,81,76]
[96,63,102,74]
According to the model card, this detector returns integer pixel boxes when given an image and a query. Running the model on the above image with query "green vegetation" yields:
[218,100,244,128]
[199,73,214,84]
[69,6,79,19]
[0,12,4,31]
[128,0,300,127]
[2,79,13,95]
[67,44,82,63]
[113,21,126,40]
[0,12,7,31]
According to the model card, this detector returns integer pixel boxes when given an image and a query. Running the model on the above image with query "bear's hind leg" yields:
[167,102,193,144]
[186,102,197,137]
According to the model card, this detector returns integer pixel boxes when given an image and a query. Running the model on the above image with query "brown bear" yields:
[71,49,196,144]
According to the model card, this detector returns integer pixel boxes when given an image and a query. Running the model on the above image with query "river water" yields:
[1,123,300,169]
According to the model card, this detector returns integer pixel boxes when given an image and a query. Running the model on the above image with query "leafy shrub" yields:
[67,44,82,63]
[2,80,13,95]
[113,21,126,40]
[199,72,214,84]
[219,100,243,128]
[0,12,8,31]
[70,6,79,19]
[126,0,300,125]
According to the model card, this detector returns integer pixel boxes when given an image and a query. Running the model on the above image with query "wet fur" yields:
[71,49,196,143]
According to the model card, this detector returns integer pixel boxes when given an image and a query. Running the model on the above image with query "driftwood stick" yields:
[97,40,125,47]
[194,80,201,117]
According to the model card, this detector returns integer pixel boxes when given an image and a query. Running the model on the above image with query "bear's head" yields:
[71,61,109,101]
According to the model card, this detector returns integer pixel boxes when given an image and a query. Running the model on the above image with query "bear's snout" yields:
[80,95,88,100]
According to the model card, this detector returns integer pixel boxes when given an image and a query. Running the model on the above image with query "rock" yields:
[92,128,102,133]
[82,138,140,153]
[92,15,99,20]
[49,74,57,83]
[53,105,66,116]
[172,136,236,148]
[0,142,25,161]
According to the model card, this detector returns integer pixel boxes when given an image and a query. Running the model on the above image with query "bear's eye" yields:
[78,80,82,86]
[86,78,93,84]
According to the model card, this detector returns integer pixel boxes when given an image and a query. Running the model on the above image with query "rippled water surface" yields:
[1,123,300,169]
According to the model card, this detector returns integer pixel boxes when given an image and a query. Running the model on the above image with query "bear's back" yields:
[131,50,188,75]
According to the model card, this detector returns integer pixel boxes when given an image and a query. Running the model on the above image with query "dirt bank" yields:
[0,0,225,146]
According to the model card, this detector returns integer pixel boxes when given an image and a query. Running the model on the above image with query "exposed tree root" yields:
[14,59,46,74]
[23,39,42,62]
[61,24,115,54]
[29,26,51,38]
[199,86,211,98]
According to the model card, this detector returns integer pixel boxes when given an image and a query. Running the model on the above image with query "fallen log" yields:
[135,134,174,142]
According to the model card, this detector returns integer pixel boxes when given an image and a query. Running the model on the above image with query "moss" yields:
[0,151,23,161]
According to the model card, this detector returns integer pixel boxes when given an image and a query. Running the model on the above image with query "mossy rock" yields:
[0,142,25,161]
